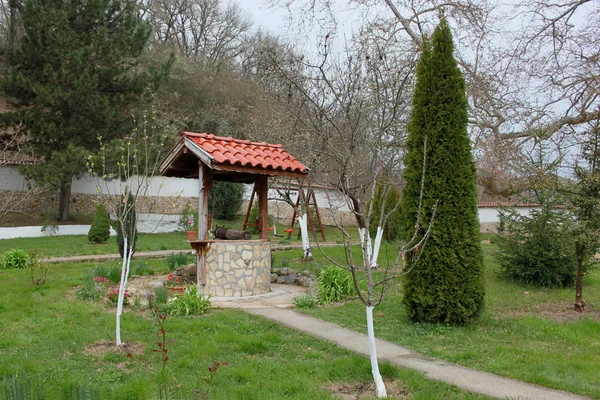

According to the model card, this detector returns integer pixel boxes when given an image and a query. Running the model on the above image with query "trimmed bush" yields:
[88,204,111,243]
[1,249,30,269]
[317,266,355,304]
[495,207,577,287]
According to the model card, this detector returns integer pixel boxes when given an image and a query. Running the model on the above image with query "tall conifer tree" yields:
[399,16,484,324]
[0,0,173,220]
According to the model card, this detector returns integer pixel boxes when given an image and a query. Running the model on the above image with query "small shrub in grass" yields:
[162,286,211,316]
[496,207,577,287]
[167,252,193,271]
[317,266,355,304]
[87,204,111,244]
[293,294,318,309]
[1,249,30,269]
[77,275,109,302]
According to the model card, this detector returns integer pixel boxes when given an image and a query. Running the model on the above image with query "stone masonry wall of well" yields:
[203,240,271,297]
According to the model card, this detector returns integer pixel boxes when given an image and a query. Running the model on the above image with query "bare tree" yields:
[257,26,422,396]
[142,0,251,68]
[268,0,600,156]
[87,116,168,347]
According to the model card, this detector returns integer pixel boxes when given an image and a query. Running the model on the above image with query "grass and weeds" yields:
[290,243,600,399]
[0,260,488,399]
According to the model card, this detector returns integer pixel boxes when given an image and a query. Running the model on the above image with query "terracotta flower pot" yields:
[167,286,187,296]
[186,230,197,241]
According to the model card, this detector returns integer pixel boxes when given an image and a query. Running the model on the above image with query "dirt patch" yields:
[126,274,168,303]
[84,340,144,357]
[325,380,409,400]
[502,301,600,323]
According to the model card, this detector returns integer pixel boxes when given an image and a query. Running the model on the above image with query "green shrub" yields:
[1,249,30,269]
[209,181,244,221]
[88,204,111,243]
[317,266,355,304]
[293,294,318,309]
[77,274,109,301]
[496,207,577,287]
[167,252,193,271]
[162,286,211,316]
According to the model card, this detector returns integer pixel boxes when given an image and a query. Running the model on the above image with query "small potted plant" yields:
[185,217,197,241]
[166,273,187,295]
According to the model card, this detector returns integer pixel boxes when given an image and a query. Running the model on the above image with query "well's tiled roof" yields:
[182,132,308,174]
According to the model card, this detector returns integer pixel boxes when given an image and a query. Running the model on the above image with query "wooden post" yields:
[197,163,213,286]
[256,176,269,239]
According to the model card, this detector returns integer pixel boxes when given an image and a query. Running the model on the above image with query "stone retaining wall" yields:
[0,189,195,215]
[203,240,271,297]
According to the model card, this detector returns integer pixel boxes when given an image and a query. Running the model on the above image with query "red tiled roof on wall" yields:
[182,132,308,174]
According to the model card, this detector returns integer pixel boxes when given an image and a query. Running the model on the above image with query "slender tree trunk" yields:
[116,237,129,346]
[358,227,373,266]
[366,306,387,398]
[574,242,585,312]
[58,179,71,221]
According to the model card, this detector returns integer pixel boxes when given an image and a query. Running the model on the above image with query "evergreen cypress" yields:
[88,203,111,243]
[399,16,484,324]
[0,0,173,221]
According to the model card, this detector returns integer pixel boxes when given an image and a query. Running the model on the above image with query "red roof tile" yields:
[181,132,308,174]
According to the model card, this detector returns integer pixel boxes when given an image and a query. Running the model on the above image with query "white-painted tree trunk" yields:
[371,227,384,268]
[358,227,373,265]
[115,237,128,346]
[359,227,384,267]
[297,213,312,260]
[366,305,387,398]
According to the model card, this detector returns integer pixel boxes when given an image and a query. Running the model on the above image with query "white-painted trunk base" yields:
[372,227,383,268]
[115,237,128,346]
[116,238,135,347]
[297,213,312,260]
[366,305,387,398]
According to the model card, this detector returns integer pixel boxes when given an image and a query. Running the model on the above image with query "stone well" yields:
[203,239,271,297]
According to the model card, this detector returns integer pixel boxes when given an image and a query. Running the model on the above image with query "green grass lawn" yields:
[0,216,352,258]
[283,244,600,399]
[0,232,195,258]
[0,261,489,399]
